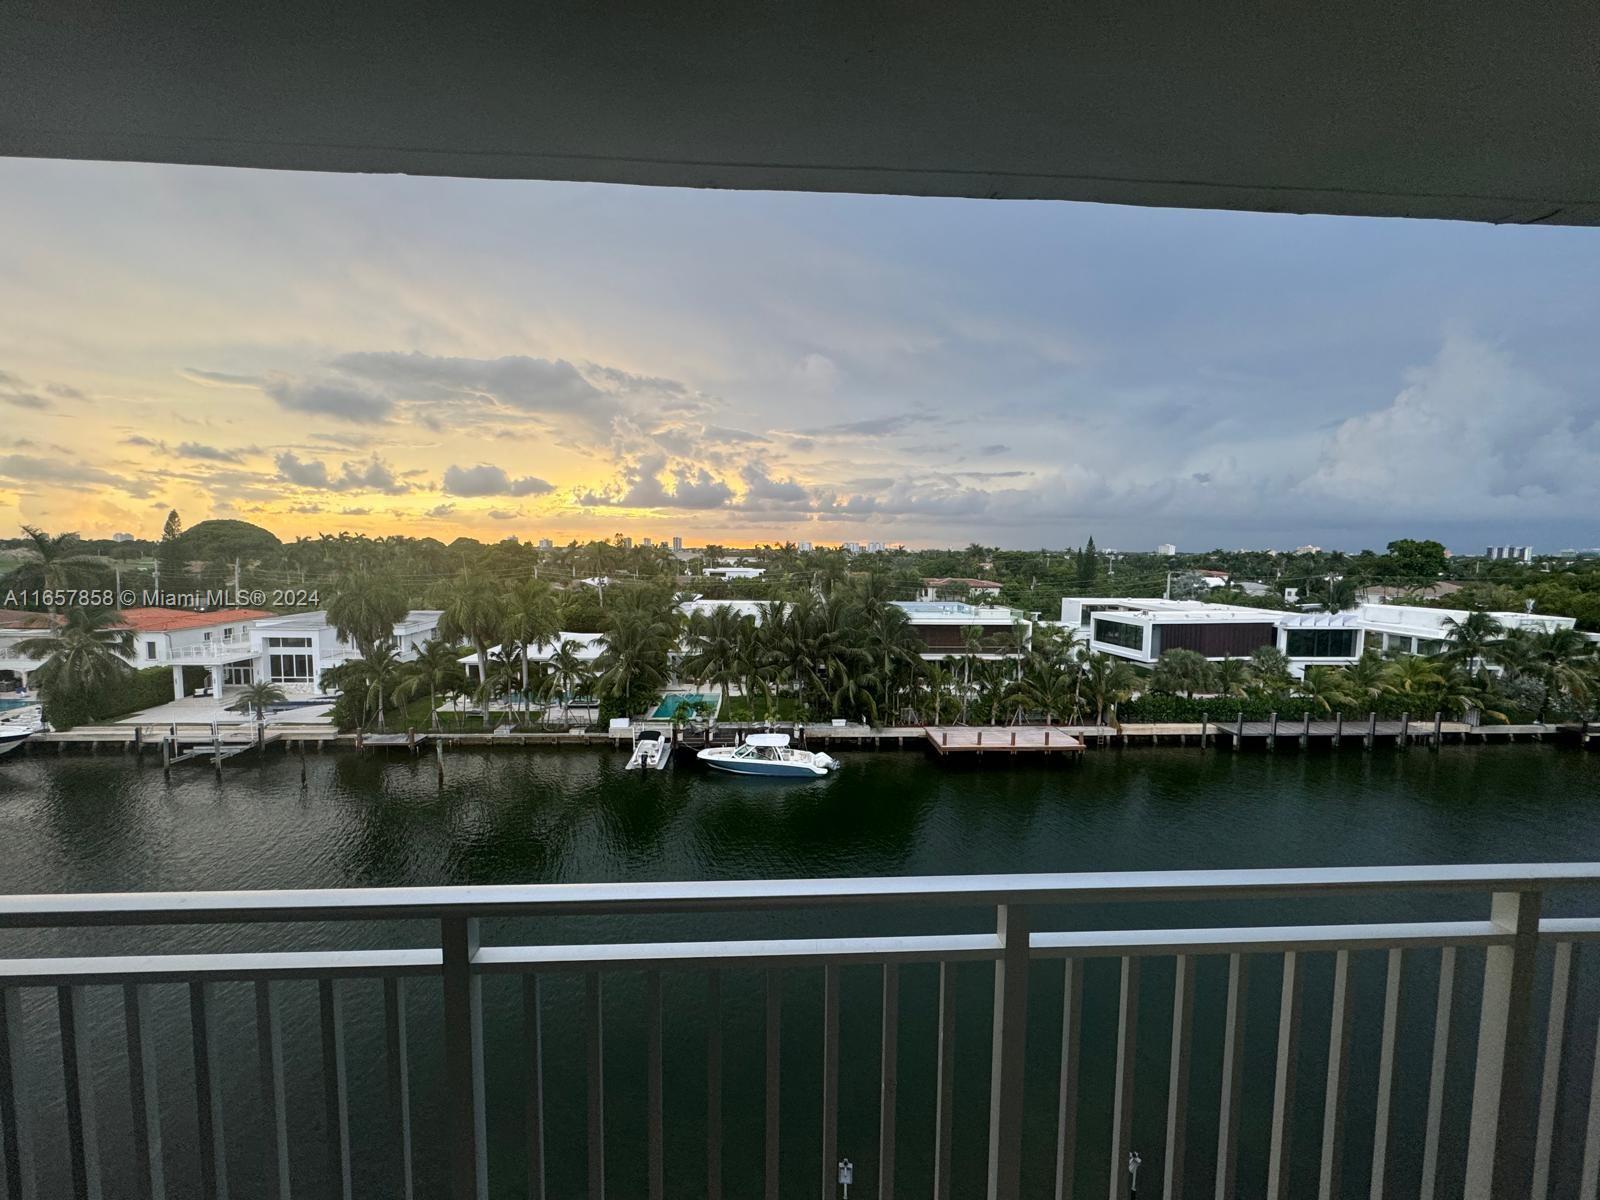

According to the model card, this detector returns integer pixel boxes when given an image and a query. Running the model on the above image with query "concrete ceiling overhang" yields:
[3,1,1598,224]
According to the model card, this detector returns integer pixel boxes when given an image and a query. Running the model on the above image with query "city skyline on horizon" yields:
[4,158,1600,552]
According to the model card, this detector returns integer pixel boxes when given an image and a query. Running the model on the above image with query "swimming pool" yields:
[0,698,35,713]
[650,692,721,719]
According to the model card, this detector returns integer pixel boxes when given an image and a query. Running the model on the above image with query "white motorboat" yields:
[697,733,838,778]
[625,729,674,771]
[0,706,46,758]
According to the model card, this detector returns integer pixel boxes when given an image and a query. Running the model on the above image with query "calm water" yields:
[1,744,1598,1198]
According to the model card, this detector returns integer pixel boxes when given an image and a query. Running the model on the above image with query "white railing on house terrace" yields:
[3,865,1600,1200]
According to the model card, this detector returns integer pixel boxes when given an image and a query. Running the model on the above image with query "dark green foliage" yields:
[43,666,173,731]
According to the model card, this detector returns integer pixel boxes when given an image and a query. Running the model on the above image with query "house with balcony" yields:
[1063,596,1580,676]
[892,600,1032,658]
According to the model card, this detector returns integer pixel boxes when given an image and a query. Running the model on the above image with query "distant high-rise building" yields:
[867,540,885,553]
[1485,545,1533,562]
[797,540,813,552]
[842,541,862,554]
[1157,543,1177,556]
[112,532,135,543]
[537,538,553,550]
[641,536,652,547]
[620,536,633,549]
[671,536,683,551]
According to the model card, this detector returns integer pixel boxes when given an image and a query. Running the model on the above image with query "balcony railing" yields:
[2,865,1600,1199]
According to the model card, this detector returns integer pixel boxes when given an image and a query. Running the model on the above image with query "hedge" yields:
[1118,693,1419,723]
[43,666,176,731]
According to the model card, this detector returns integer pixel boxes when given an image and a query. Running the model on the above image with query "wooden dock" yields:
[925,726,1085,756]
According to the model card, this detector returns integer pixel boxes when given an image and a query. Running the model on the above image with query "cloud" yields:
[176,442,249,464]
[487,509,521,520]
[423,503,456,519]
[738,462,812,509]
[263,378,393,423]
[796,413,918,438]
[578,454,735,509]
[441,463,554,498]
[792,353,839,392]
[331,351,610,426]
[179,367,263,389]
[0,454,149,496]
[1,393,49,410]
[275,450,409,493]
[978,443,1010,456]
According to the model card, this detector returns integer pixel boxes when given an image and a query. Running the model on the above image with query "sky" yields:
[2,157,1598,553]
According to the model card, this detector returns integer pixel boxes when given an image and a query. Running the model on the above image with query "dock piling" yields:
[1432,711,1443,750]
[435,738,445,786]
[1234,713,1244,751]
[1201,713,1208,749]
[1366,712,1377,750]
[1300,712,1311,749]
[1268,712,1278,751]
[1399,712,1410,749]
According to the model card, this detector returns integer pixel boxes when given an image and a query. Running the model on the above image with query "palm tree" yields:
[235,681,287,718]
[1341,650,1389,705]
[1520,627,1596,721]
[1380,654,1446,707]
[1079,652,1136,725]
[9,526,103,618]
[434,570,505,723]
[503,578,560,696]
[1441,611,1504,672]
[328,646,407,731]
[1248,646,1294,700]
[1151,649,1212,699]
[1008,655,1080,725]
[958,624,986,722]
[394,638,469,730]
[1295,665,1349,714]
[547,639,593,723]
[916,660,958,724]
[593,591,678,716]
[1211,657,1253,698]
[858,601,920,719]
[17,608,135,722]
[327,571,409,658]
[680,605,748,710]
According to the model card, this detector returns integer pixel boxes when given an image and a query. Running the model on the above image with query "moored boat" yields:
[0,706,46,758]
[625,728,673,771]
[697,732,838,778]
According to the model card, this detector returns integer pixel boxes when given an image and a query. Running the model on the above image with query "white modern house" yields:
[1061,596,1580,677]
[892,600,1033,659]
[702,566,765,580]
[2,606,444,700]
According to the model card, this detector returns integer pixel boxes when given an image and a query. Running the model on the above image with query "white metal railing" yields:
[2,865,1600,1200]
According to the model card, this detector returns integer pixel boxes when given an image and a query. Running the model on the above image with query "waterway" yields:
[1,744,1597,1197]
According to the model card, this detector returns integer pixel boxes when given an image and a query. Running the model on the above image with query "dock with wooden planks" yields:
[925,726,1086,757]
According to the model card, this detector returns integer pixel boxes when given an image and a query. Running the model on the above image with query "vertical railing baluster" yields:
[765,969,781,1200]
[1265,952,1303,1200]
[521,976,544,1200]
[647,971,664,1200]
[124,984,166,1200]
[1465,890,1542,1200]
[706,972,722,1200]
[384,978,414,1200]
[1532,943,1578,1200]
[1581,995,1600,1200]
[878,963,899,1200]
[441,917,487,1200]
[1108,958,1140,1200]
[1054,959,1082,1200]
[0,987,35,1200]
[254,981,289,1200]
[1317,949,1353,1200]
[933,963,956,1200]
[319,979,352,1200]
[987,904,1030,1200]
[1213,954,1249,1200]
[1163,955,1194,1200]
[1420,946,1458,1200]
[585,972,605,1200]
[1369,949,1404,1200]
[58,986,101,1200]
[821,964,841,1200]
[190,982,229,1200]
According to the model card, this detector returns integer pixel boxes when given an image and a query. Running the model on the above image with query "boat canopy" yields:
[744,733,791,748]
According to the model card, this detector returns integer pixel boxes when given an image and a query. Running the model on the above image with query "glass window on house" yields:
[1094,618,1144,652]
[1285,629,1356,658]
